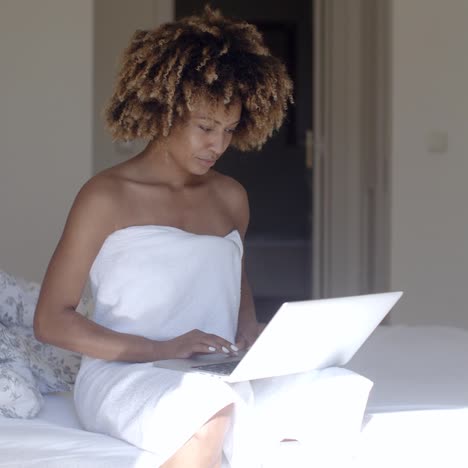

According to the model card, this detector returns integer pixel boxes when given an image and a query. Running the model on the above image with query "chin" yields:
[199,167,212,176]
[191,162,214,175]
[189,166,210,177]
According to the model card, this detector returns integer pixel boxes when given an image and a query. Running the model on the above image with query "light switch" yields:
[427,131,448,154]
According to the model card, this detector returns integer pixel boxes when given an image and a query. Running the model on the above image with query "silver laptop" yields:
[153,291,403,383]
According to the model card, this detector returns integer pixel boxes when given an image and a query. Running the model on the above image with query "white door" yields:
[311,0,390,298]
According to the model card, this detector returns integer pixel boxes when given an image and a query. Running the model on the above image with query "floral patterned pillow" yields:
[0,269,91,417]
[0,323,43,418]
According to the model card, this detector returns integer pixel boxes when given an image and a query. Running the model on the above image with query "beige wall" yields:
[93,0,174,173]
[0,0,94,282]
[2,0,467,329]
[0,0,173,282]
[390,0,468,327]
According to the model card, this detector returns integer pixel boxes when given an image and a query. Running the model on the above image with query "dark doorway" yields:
[176,0,313,322]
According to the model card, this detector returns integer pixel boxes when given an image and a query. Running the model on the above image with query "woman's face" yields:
[164,97,242,176]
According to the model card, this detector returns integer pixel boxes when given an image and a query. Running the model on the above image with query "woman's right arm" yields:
[33,177,163,362]
[33,177,236,362]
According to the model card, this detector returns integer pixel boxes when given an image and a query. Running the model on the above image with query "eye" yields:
[225,127,237,134]
[199,125,213,132]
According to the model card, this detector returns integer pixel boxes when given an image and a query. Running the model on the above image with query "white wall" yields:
[2,0,467,329]
[93,0,174,174]
[0,0,173,282]
[0,0,94,282]
[390,0,468,327]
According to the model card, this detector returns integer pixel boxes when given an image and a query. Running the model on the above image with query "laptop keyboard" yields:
[191,360,240,375]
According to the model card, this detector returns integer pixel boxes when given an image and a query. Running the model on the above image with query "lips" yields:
[197,157,216,167]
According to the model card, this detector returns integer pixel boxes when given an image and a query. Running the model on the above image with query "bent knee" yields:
[193,403,234,442]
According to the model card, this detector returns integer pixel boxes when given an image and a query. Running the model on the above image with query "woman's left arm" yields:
[235,264,265,349]
[222,175,265,349]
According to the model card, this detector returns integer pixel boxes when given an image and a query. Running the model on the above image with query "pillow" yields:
[0,268,40,329]
[0,324,43,418]
[0,269,91,417]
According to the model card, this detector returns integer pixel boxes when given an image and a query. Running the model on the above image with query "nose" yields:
[209,131,230,157]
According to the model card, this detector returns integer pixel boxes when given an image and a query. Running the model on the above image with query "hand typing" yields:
[162,329,239,359]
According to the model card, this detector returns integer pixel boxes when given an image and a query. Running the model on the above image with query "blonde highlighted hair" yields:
[105,6,293,151]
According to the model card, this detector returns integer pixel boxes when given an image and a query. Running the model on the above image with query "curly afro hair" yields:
[105,6,293,151]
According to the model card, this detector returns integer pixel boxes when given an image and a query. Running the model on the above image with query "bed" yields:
[348,324,468,468]
[1,269,468,467]
[1,323,467,467]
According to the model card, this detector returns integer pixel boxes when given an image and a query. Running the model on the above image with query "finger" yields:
[204,334,238,354]
[205,332,233,345]
[189,343,218,355]
[217,340,239,355]
[195,335,229,354]
[209,342,237,355]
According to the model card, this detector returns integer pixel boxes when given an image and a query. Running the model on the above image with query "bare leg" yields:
[162,404,233,468]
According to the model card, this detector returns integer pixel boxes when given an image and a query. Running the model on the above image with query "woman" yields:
[34,6,335,468]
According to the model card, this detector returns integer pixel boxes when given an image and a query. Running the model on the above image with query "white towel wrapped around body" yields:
[74,225,372,467]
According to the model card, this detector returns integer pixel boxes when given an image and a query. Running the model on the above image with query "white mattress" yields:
[0,392,159,468]
[353,408,468,468]
[347,324,468,411]
[1,325,467,467]
[347,324,468,468]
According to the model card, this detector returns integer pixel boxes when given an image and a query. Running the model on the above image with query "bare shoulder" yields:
[210,171,247,201]
[209,172,249,236]
[74,172,119,215]
[38,170,128,312]
[65,170,126,239]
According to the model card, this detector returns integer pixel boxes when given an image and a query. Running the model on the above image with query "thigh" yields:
[74,359,241,465]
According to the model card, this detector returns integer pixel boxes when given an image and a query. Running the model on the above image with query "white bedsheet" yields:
[3,399,467,468]
[1,325,467,467]
[347,324,468,468]
[353,408,468,468]
[0,393,159,468]
[0,392,318,468]
[347,325,468,411]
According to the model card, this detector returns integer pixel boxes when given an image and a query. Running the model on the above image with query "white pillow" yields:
[0,269,89,417]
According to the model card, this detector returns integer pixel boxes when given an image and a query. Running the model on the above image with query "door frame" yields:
[312,0,391,298]
[163,0,391,299]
